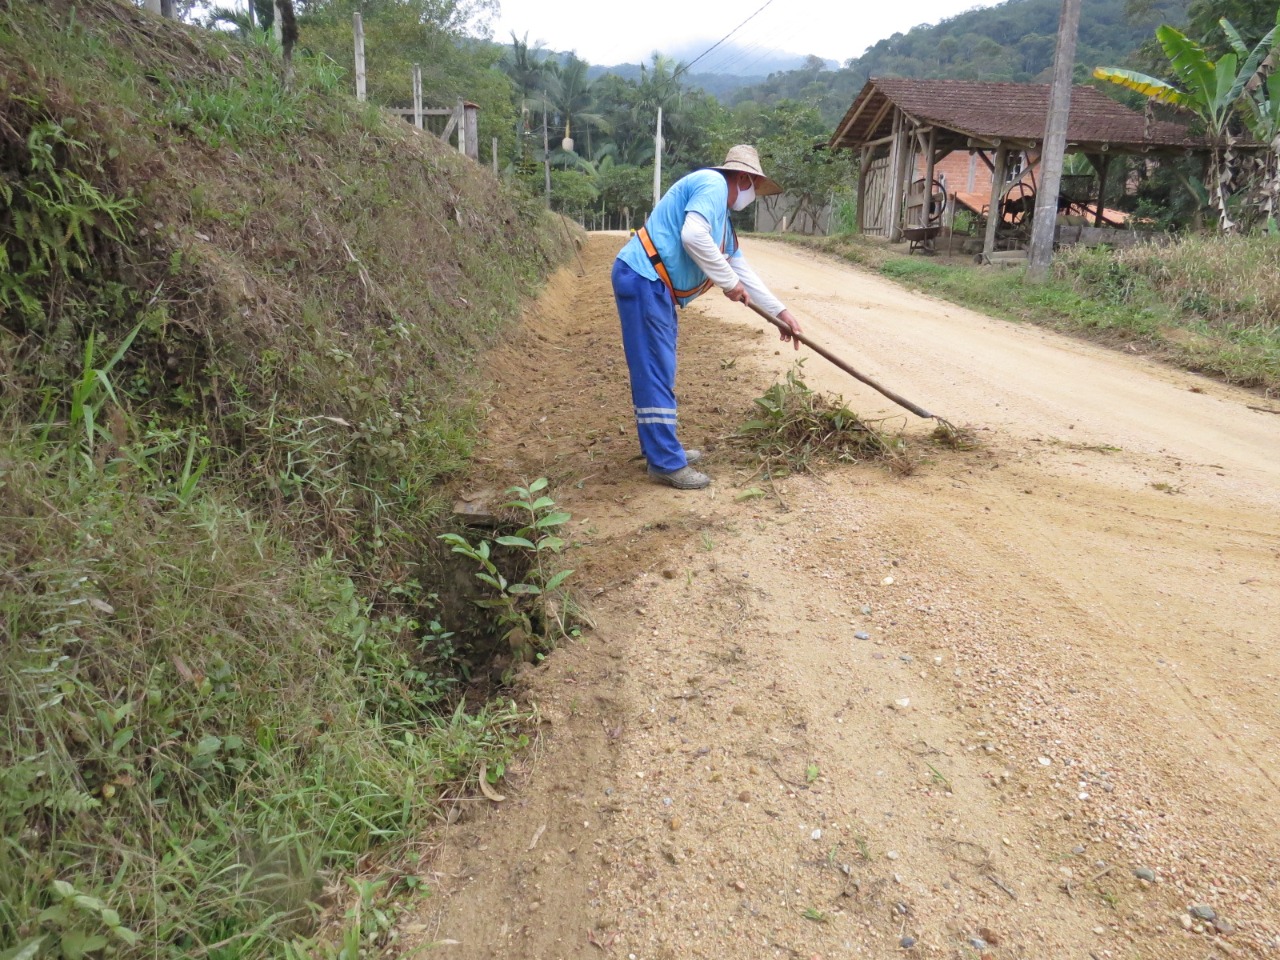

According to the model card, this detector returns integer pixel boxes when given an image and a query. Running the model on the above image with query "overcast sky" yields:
[492,0,1010,69]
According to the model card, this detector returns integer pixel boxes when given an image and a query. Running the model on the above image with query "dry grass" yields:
[733,363,915,476]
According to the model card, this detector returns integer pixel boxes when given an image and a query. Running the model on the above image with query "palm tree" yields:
[548,54,609,158]
[1094,17,1278,232]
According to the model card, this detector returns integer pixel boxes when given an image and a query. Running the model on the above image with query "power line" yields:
[673,0,777,79]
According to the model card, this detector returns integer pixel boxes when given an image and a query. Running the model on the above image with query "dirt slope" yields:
[405,236,1280,960]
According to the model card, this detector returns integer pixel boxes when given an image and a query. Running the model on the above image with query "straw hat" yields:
[711,144,782,197]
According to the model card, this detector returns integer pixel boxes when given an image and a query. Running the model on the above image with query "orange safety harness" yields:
[636,221,736,304]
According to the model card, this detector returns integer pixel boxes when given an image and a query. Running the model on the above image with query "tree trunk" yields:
[276,0,297,87]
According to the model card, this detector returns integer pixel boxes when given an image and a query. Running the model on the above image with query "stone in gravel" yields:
[861,605,872,615]
[899,936,916,948]
[886,850,900,860]
[1133,868,1156,882]
[872,652,887,660]
[854,631,871,640]
[899,654,913,663]
[891,698,910,711]
[1189,905,1216,921]
[811,829,823,841]
[1179,914,1193,931]
[968,938,987,950]
[1071,845,1086,855]
[668,816,681,831]
[662,568,677,579]
[732,880,746,892]
[738,790,751,803]
[1214,919,1236,937]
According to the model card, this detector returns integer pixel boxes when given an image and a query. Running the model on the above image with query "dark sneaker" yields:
[647,465,711,489]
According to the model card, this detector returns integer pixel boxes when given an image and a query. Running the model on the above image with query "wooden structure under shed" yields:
[828,78,1214,257]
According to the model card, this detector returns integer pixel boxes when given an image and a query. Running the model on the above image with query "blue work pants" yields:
[611,259,692,472]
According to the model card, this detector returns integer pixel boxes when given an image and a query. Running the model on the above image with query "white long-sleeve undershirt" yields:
[680,212,786,318]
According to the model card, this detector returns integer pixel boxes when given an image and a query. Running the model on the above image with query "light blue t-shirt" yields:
[618,168,739,308]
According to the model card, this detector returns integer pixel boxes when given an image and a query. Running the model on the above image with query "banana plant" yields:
[1094,15,1278,232]
[1231,11,1280,230]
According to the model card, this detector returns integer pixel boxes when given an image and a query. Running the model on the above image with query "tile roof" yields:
[831,77,1208,152]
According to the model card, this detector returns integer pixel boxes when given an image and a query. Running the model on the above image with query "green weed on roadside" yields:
[440,479,580,666]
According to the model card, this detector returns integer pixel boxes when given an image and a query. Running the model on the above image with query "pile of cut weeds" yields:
[733,363,915,475]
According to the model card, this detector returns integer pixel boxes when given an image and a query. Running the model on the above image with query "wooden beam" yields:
[862,132,898,150]
[920,126,938,228]
[857,145,870,234]
[832,89,882,148]
[884,110,901,235]
[983,145,1008,259]
[886,110,909,244]
[1093,154,1112,227]
[865,97,895,141]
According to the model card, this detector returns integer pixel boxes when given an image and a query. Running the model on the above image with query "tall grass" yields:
[0,439,532,958]
[1,1,569,957]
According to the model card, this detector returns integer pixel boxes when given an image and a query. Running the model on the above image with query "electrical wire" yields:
[673,0,778,79]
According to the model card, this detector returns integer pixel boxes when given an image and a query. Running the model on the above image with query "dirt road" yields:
[407,236,1280,960]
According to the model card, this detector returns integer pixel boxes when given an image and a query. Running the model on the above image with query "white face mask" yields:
[731,180,756,211]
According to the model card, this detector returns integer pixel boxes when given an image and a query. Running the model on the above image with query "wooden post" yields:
[492,137,499,176]
[887,112,912,243]
[920,127,937,228]
[464,102,479,161]
[983,146,1008,259]
[885,111,904,243]
[353,13,366,103]
[412,65,423,130]
[1028,0,1083,280]
[1093,154,1111,226]
[542,96,551,207]
[856,145,870,234]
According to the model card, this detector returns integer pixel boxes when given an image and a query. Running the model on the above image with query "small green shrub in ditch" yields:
[440,479,580,667]
[735,362,913,475]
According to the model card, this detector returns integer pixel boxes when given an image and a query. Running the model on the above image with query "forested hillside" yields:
[728,0,1194,124]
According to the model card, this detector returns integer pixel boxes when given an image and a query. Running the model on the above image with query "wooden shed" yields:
[828,78,1215,256]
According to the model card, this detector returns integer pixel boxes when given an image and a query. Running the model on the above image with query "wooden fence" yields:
[352,13,480,163]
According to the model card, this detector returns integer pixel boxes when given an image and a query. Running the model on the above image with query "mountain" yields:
[722,0,1193,124]
[585,44,840,99]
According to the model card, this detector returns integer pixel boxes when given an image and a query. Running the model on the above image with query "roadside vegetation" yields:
[1,2,573,957]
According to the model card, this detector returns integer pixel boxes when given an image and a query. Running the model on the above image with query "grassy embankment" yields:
[787,233,1280,394]
[1,1,570,956]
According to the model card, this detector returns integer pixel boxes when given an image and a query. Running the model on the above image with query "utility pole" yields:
[653,106,663,205]
[543,95,552,208]
[1027,0,1082,281]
